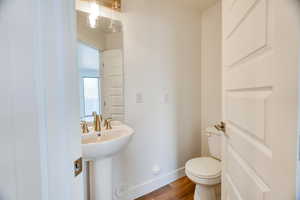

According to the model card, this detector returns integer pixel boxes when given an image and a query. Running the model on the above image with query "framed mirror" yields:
[77,10,124,122]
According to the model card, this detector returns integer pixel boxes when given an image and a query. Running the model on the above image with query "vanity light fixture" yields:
[112,0,121,10]
[81,0,121,12]
[86,0,121,29]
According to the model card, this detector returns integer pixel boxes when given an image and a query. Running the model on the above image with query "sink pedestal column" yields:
[94,158,113,200]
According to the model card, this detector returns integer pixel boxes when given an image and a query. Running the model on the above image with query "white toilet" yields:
[185,127,222,200]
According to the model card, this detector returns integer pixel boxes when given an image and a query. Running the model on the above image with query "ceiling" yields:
[183,0,219,11]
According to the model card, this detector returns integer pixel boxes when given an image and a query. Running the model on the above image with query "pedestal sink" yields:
[81,124,134,200]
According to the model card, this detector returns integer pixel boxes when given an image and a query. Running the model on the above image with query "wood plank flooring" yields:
[135,177,195,200]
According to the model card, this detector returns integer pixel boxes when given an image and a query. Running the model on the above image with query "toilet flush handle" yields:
[214,121,229,137]
[214,121,226,133]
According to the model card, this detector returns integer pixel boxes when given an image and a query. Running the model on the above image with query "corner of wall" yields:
[200,1,222,157]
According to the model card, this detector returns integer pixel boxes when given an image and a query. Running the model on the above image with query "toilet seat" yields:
[185,157,221,186]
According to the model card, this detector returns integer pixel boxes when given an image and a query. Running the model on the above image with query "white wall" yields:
[112,0,202,199]
[105,32,123,50]
[200,1,222,156]
[78,42,100,71]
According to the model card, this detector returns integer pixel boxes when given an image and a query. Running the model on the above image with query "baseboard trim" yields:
[115,167,186,200]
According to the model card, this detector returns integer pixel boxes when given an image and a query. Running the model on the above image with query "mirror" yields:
[77,11,124,122]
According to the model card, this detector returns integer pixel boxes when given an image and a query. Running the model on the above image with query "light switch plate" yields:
[136,92,144,103]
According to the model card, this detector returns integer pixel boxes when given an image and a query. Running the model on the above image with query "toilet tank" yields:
[206,127,222,160]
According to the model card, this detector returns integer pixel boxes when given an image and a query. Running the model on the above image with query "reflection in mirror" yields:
[77,11,124,123]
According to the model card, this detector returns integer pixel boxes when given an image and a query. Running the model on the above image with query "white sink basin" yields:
[81,124,134,200]
[82,125,134,160]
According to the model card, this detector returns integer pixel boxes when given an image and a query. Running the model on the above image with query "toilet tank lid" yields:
[205,127,223,136]
[185,157,221,179]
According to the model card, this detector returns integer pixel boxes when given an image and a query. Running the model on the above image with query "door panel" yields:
[102,49,124,121]
[223,0,258,38]
[226,125,272,184]
[226,146,269,200]
[225,175,243,200]
[226,88,272,141]
[224,0,267,67]
[222,0,300,199]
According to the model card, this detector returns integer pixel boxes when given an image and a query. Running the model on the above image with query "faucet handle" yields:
[104,118,113,130]
[214,121,226,133]
[81,121,89,134]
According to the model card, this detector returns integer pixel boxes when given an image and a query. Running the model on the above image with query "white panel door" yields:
[222,0,300,199]
[102,49,124,121]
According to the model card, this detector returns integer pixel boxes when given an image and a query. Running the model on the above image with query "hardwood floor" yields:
[135,177,195,200]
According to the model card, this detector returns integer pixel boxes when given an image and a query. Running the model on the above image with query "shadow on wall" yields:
[0,0,5,6]
[0,194,4,200]
[0,0,8,13]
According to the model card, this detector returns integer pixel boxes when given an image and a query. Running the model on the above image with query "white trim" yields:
[115,167,186,200]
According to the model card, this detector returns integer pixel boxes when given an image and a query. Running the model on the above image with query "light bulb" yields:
[89,14,97,28]
[89,2,100,28]
[90,2,100,17]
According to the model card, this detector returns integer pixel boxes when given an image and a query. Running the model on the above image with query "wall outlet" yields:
[114,184,130,198]
[152,165,161,175]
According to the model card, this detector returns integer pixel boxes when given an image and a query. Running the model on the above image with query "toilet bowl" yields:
[185,127,222,200]
[185,157,221,200]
